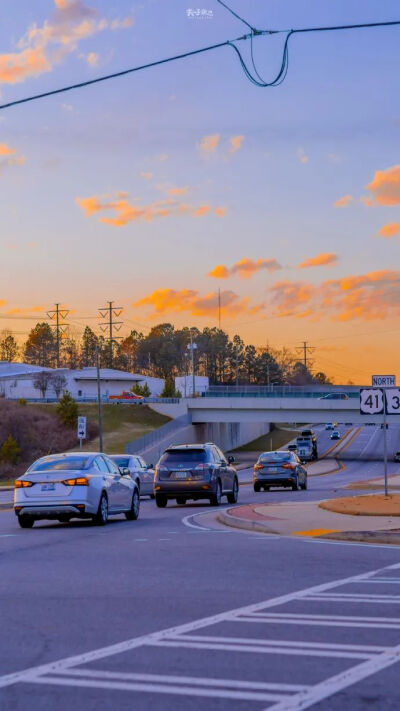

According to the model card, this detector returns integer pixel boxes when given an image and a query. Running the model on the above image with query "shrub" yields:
[0,434,21,464]
[56,391,78,427]
[18,398,27,406]
[131,382,151,397]
[160,378,180,398]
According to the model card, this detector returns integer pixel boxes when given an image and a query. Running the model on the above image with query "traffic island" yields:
[319,493,400,516]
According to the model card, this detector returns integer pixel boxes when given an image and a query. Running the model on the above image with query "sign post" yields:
[360,376,397,497]
[77,416,87,451]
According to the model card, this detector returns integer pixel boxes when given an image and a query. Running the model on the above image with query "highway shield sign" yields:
[385,389,400,415]
[360,388,384,415]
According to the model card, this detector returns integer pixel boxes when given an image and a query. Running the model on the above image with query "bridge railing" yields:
[202,385,360,399]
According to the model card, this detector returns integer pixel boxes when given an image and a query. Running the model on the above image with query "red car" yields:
[108,391,144,401]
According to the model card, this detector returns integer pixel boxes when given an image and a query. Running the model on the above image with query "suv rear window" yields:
[160,450,208,465]
[259,452,292,463]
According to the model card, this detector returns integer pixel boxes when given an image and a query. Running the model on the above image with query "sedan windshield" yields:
[259,452,291,463]
[111,456,130,467]
[29,457,89,471]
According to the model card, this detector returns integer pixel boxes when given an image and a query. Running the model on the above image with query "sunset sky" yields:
[1,0,400,383]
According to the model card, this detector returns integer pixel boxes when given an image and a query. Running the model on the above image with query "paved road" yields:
[1,425,400,710]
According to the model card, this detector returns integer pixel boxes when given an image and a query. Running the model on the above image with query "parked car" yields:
[110,454,154,498]
[108,391,144,401]
[325,423,334,430]
[14,452,140,528]
[319,393,349,400]
[153,443,238,508]
[330,430,341,440]
[253,450,307,492]
[394,451,400,463]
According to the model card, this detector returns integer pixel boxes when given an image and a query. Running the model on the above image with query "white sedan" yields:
[110,454,155,498]
[14,452,140,528]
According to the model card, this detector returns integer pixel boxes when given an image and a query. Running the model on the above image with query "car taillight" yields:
[62,477,88,486]
[254,464,263,471]
[282,463,296,470]
[14,480,33,488]
[195,463,209,470]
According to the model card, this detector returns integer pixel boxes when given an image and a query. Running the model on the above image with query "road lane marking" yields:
[292,528,340,537]
[2,560,400,691]
[235,613,400,629]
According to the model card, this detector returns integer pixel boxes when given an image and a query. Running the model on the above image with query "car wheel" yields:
[176,496,186,505]
[57,516,70,523]
[18,515,34,529]
[210,481,222,507]
[227,477,239,504]
[291,476,300,491]
[155,494,168,508]
[254,482,261,493]
[125,488,140,520]
[93,493,108,525]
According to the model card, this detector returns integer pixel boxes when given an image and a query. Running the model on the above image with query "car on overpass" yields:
[253,450,307,492]
[153,443,238,508]
[110,454,155,498]
[330,430,341,440]
[319,392,349,400]
[14,452,140,528]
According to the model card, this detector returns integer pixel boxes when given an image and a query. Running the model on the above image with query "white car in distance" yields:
[110,454,155,498]
[14,452,140,528]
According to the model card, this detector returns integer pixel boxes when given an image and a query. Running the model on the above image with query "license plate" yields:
[267,468,278,473]
[41,483,55,491]
[175,472,187,479]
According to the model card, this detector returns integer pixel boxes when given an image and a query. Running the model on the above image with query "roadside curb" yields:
[217,507,276,534]
[0,502,12,511]
[320,530,400,545]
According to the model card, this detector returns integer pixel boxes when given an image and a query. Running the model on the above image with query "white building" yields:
[0,362,164,400]
[175,375,209,397]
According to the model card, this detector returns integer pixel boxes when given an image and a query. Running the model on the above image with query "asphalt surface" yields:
[1,424,400,710]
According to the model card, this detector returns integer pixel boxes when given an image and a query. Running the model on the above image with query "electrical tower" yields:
[295,341,315,370]
[99,301,123,368]
[47,303,70,368]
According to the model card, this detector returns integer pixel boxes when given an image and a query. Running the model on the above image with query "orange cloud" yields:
[334,194,353,208]
[168,187,188,196]
[229,135,244,153]
[298,253,338,269]
[76,193,221,226]
[135,288,263,319]
[199,134,220,155]
[140,172,153,180]
[297,147,309,164]
[269,270,400,321]
[379,223,400,239]
[0,143,16,156]
[0,1,132,86]
[208,257,281,280]
[360,196,374,207]
[367,165,400,205]
[83,51,98,66]
[215,207,226,217]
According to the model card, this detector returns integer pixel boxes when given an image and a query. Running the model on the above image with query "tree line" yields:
[0,324,331,386]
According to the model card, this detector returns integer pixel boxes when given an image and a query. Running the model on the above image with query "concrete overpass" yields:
[187,397,392,425]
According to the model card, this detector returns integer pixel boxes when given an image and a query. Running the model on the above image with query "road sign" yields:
[372,375,396,387]
[77,416,87,440]
[359,388,384,415]
[385,389,400,415]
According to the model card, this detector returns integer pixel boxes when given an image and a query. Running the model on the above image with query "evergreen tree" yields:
[24,323,56,367]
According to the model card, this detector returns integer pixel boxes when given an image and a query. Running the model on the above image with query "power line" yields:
[216,0,256,31]
[99,301,123,368]
[295,341,315,370]
[47,303,69,368]
[0,19,399,110]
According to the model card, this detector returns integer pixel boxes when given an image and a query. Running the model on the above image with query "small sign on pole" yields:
[77,416,87,450]
[372,375,396,388]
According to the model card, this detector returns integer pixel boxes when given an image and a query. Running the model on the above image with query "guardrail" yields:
[125,413,192,454]
[203,386,360,399]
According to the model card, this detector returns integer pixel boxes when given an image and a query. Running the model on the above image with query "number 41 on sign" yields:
[360,389,384,415]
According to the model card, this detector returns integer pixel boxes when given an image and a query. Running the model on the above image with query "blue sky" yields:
[0,0,399,381]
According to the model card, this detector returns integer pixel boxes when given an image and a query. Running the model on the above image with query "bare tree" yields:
[33,371,53,399]
[51,373,68,399]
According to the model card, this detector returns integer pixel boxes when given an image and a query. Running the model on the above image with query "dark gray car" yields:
[253,450,307,492]
[153,443,239,508]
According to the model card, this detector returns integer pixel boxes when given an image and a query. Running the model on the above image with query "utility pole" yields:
[99,301,123,368]
[295,341,315,370]
[218,288,221,330]
[47,303,69,368]
[96,345,103,452]
[187,330,197,396]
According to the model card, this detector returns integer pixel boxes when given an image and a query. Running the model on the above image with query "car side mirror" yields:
[227,455,235,464]
[122,467,130,477]
[147,464,153,469]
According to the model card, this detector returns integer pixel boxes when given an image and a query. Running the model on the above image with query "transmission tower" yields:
[295,341,315,370]
[47,303,70,368]
[99,301,123,368]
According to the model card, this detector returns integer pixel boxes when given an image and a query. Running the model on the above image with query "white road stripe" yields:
[152,639,376,660]
[165,634,387,653]
[54,667,309,692]
[2,560,400,689]
[235,616,400,629]
[264,642,400,711]
[27,675,287,702]
[243,612,400,622]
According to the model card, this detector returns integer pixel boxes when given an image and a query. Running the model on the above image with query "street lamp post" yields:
[187,331,198,396]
